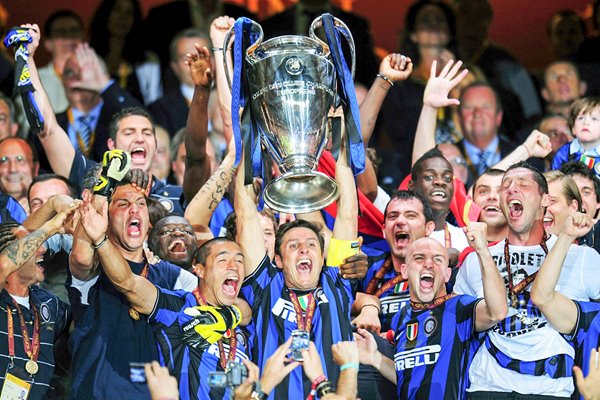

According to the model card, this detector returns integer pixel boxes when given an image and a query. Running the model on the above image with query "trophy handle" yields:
[223,20,264,91]
[309,15,356,79]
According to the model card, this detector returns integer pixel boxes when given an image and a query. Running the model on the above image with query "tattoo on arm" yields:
[200,164,237,211]
[3,229,49,270]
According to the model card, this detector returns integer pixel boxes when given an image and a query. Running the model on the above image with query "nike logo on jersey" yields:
[271,292,329,323]
[394,345,441,371]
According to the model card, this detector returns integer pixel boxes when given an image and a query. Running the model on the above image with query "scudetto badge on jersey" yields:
[406,322,418,341]
[424,316,437,336]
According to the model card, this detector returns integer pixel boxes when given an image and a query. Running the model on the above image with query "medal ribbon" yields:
[129,264,149,318]
[444,223,452,249]
[192,288,237,369]
[366,255,409,298]
[288,290,317,332]
[410,293,456,311]
[503,232,548,303]
[6,299,40,364]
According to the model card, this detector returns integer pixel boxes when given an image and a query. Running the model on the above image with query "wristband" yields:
[360,303,380,313]
[307,375,327,400]
[316,380,334,398]
[251,381,268,400]
[339,362,359,371]
[326,237,360,267]
[211,47,223,52]
[92,235,108,249]
[521,144,531,158]
[376,73,394,87]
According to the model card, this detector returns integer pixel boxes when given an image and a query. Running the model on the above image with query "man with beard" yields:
[355,232,507,399]
[454,161,600,398]
[79,191,249,399]
[68,173,197,399]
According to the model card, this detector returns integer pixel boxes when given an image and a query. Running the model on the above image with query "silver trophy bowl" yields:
[224,16,355,214]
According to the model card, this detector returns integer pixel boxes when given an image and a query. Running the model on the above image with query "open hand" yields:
[423,59,469,109]
[186,44,213,88]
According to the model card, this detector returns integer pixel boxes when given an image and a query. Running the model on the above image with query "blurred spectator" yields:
[375,0,457,186]
[439,142,468,184]
[148,29,210,137]
[0,137,38,213]
[541,60,587,118]
[454,0,542,138]
[548,9,587,61]
[0,3,13,96]
[90,0,162,105]
[144,0,255,92]
[537,114,573,170]
[151,125,172,184]
[0,94,19,140]
[39,10,84,113]
[261,0,379,88]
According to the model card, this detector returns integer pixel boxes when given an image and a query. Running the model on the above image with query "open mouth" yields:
[222,276,239,297]
[296,258,313,275]
[420,273,434,291]
[168,239,187,255]
[543,216,554,229]
[35,257,45,272]
[127,218,142,237]
[508,199,523,219]
[130,147,147,164]
[394,231,410,247]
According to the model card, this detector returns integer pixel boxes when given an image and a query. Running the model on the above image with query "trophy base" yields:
[263,171,339,214]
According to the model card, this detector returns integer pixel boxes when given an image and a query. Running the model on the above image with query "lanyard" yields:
[503,233,549,308]
[288,289,317,332]
[66,107,96,157]
[7,298,40,375]
[410,293,456,311]
[128,264,149,320]
[365,255,408,298]
[192,288,237,369]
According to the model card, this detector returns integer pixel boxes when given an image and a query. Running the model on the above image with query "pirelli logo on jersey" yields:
[394,345,441,371]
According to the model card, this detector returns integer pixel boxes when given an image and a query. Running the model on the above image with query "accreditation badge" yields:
[0,364,33,400]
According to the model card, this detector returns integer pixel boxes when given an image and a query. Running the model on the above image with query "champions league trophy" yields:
[224,15,356,213]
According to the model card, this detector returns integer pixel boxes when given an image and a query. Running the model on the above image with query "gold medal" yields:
[129,307,140,320]
[25,359,38,375]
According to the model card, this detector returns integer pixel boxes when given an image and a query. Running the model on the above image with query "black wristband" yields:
[316,380,334,398]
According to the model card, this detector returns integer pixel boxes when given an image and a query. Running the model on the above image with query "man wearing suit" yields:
[260,0,379,87]
[456,82,518,188]
[148,29,210,137]
[50,45,141,164]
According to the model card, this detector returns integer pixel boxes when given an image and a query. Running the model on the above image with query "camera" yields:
[129,362,146,383]
[208,361,248,388]
[290,329,310,361]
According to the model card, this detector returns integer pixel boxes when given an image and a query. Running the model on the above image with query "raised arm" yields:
[78,195,158,315]
[21,24,74,177]
[530,212,593,334]
[357,54,412,201]
[465,222,509,331]
[184,138,236,241]
[355,328,397,384]
[0,203,78,289]
[493,129,552,170]
[234,154,266,277]
[210,16,236,145]
[23,194,77,231]
[331,128,358,241]
[411,60,468,165]
[182,44,213,203]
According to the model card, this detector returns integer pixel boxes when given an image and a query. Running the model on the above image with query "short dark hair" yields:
[275,219,324,258]
[108,107,154,142]
[547,9,585,38]
[505,161,548,195]
[44,10,84,38]
[543,60,581,87]
[169,28,210,63]
[146,197,169,227]
[384,190,434,223]
[411,147,448,180]
[0,221,21,254]
[560,161,600,202]
[27,173,77,202]
[224,209,278,242]
[0,93,16,124]
[473,168,505,193]
[458,81,503,114]
[196,237,237,266]
[148,215,191,253]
